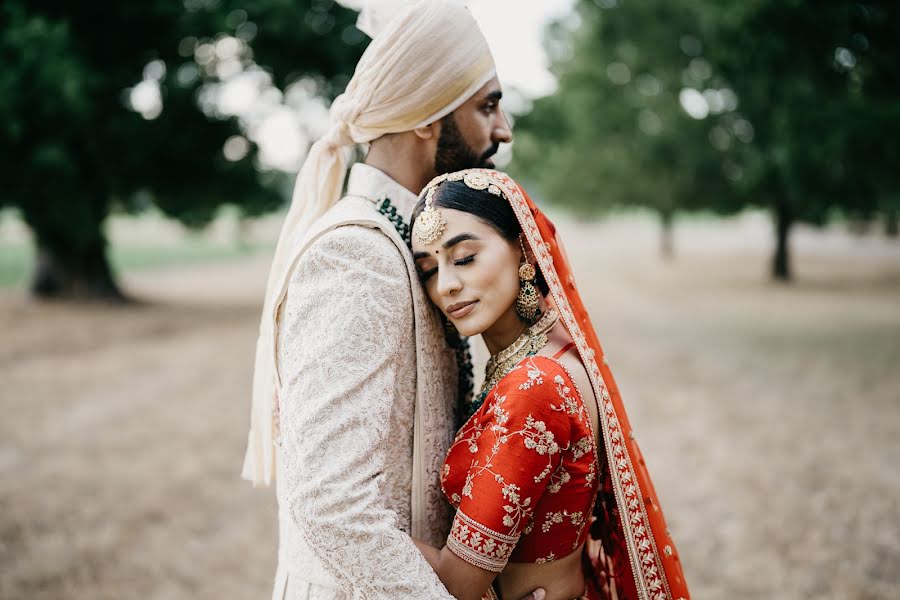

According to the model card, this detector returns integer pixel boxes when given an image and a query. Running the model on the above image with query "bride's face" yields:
[413,208,521,338]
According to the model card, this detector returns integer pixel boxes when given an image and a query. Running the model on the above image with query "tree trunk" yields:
[886,205,898,238]
[659,206,675,260]
[30,234,127,302]
[772,194,793,282]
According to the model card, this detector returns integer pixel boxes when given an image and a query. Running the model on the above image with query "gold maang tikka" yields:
[413,184,447,246]
[413,170,506,246]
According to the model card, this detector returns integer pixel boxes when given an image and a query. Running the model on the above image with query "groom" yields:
[241,2,534,599]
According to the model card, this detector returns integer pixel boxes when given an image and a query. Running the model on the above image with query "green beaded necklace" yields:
[374,197,411,248]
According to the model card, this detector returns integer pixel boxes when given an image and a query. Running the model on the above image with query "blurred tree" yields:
[885,201,899,237]
[515,0,900,279]
[0,0,366,300]
[698,1,900,280]
[511,0,744,259]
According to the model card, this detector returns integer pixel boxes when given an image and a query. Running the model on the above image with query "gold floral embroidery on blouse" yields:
[441,356,601,572]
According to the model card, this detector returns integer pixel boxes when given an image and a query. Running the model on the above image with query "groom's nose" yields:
[493,110,512,144]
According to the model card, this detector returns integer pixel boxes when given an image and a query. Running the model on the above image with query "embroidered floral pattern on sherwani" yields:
[442,356,600,573]
[273,163,457,600]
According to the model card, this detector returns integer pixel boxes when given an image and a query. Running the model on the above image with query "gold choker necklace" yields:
[478,309,559,403]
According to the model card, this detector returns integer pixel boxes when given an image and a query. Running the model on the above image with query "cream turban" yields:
[242,0,496,486]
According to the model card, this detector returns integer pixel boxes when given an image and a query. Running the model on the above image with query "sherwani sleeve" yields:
[276,225,454,600]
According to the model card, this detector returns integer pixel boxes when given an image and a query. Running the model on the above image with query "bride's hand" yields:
[514,591,589,600]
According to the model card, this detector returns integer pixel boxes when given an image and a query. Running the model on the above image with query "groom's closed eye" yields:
[417,266,438,282]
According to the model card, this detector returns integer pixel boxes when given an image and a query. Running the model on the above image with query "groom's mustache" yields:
[480,143,500,165]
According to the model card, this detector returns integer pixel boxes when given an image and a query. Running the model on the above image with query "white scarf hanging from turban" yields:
[242,0,496,486]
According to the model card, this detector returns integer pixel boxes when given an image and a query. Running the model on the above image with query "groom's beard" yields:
[435,115,499,174]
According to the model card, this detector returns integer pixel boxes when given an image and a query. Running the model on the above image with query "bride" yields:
[409,170,690,600]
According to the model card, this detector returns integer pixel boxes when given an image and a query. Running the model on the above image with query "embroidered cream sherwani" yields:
[272,164,458,600]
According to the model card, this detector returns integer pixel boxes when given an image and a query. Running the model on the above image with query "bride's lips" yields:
[447,300,478,319]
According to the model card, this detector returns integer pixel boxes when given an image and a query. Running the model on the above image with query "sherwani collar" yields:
[346,163,419,223]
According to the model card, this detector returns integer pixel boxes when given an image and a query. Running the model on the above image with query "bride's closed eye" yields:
[416,254,476,283]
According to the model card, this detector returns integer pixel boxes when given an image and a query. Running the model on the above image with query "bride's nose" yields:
[437,268,462,297]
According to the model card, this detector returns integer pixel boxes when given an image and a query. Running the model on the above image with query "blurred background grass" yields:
[0,208,276,289]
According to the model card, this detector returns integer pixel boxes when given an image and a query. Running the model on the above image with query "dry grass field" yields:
[1,213,899,600]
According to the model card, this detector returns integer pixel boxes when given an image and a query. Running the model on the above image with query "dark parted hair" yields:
[411,180,549,294]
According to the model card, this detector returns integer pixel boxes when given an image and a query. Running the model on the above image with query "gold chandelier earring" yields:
[515,238,541,323]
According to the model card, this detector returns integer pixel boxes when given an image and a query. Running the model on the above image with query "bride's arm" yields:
[414,540,497,600]
[415,539,442,567]
[418,544,496,600]
[417,358,573,600]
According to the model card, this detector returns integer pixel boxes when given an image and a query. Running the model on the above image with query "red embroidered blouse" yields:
[441,353,600,573]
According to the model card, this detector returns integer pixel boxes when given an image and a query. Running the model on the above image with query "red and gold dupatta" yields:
[483,169,690,600]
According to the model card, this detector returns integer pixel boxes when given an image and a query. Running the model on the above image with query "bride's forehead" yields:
[441,208,482,228]
[437,211,498,240]
[413,211,496,252]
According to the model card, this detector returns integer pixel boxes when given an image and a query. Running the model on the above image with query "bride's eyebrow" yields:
[413,233,481,260]
[443,233,480,249]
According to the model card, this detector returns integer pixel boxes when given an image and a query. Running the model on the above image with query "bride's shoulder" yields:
[526,353,573,376]
[512,352,595,408]
[498,354,577,396]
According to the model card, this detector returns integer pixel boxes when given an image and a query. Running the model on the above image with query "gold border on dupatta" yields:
[490,171,674,600]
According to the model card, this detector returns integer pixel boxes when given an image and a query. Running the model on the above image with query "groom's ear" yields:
[413,120,439,140]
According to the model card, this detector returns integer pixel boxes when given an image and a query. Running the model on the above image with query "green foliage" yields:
[696,1,900,277]
[697,1,900,224]
[513,0,900,276]
[0,0,366,296]
[511,0,743,220]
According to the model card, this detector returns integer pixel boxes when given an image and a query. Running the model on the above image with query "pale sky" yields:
[334,0,576,98]
[468,0,576,98]
[144,0,579,172]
